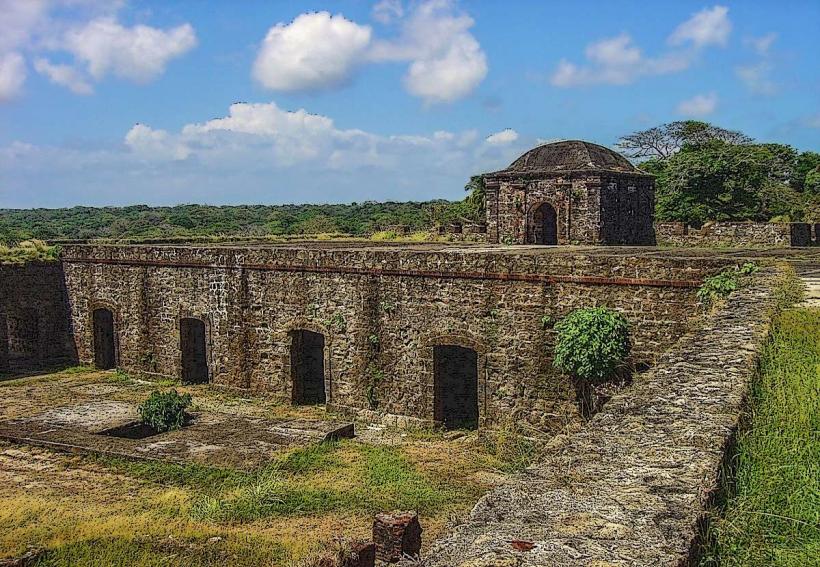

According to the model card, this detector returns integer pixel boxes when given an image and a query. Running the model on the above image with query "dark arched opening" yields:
[434,345,478,430]
[6,308,39,365]
[0,312,8,372]
[290,330,326,405]
[92,308,116,369]
[180,318,208,384]
[529,203,558,245]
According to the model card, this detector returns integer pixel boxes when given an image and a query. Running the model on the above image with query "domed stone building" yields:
[482,140,655,245]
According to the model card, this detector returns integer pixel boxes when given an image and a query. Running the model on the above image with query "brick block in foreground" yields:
[340,541,375,567]
[373,511,422,562]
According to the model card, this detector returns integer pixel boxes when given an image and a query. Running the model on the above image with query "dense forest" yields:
[1,121,817,244]
[0,199,480,243]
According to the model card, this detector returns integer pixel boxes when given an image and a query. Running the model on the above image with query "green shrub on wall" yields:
[138,390,192,432]
[697,262,758,308]
[553,307,631,383]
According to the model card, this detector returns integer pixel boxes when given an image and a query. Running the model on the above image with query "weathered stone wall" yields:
[485,173,654,246]
[655,221,813,247]
[61,244,726,429]
[412,270,780,566]
[0,262,77,371]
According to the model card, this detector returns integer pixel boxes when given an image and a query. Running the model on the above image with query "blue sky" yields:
[0,0,818,208]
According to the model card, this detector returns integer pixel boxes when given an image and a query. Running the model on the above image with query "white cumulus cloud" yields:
[669,5,732,47]
[125,123,190,161]
[551,33,690,87]
[676,92,718,117]
[63,18,197,83]
[0,52,26,101]
[253,1,486,104]
[33,57,93,94]
[371,0,487,104]
[551,5,730,88]
[485,128,518,145]
[0,2,197,101]
[252,12,372,92]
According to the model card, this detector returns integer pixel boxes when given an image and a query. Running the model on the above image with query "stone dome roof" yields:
[486,140,646,177]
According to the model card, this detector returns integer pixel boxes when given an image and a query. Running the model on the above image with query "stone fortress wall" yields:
[655,220,815,248]
[411,268,784,566]
[59,244,729,430]
[0,263,77,371]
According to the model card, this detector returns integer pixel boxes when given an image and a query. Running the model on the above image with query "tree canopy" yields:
[616,120,753,159]
[620,121,819,224]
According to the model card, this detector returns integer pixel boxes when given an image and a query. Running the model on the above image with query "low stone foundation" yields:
[655,221,813,247]
[411,270,780,566]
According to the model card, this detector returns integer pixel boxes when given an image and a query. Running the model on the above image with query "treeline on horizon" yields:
[1,121,818,244]
[0,200,480,242]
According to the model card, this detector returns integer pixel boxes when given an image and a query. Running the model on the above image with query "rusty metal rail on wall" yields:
[61,256,703,288]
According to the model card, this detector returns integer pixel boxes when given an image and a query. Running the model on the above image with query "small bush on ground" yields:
[553,307,631,382]
[138,390,193,432]
[697,262,759,309]
[701,308,820,566]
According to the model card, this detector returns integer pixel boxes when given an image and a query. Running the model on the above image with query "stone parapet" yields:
[655,221,813,247]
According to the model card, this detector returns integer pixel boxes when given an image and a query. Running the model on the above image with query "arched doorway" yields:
[529,203,558,245]
[180,318,208,384]
[0,312,8,371]
[290,330,326,405]
[92,308,116,369]
[6,308,39,364]
[433,345,479,430]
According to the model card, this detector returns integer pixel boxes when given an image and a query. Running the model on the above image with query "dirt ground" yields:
[0,368,516,566]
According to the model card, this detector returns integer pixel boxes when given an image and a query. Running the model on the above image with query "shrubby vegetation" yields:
[553,307,631,382]
[0,239,59,264]
[138,389,193,432]
[697,262,759,309]
[619,121,820,225]
[553,307,632,418]
[0,194,485,243]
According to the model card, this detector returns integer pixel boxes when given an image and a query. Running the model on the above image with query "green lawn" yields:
[703,308,820,566]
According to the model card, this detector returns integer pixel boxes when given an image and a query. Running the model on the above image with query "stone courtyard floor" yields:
[0,367,517,566]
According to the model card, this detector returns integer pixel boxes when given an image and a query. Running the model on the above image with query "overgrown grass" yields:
[701,308,820,566]
[34,536,287,567]
[0,240,59,264]
[186,442,468,523]
[481,419,542,473]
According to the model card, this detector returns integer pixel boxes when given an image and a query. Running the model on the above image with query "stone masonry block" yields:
[373,511,422,562]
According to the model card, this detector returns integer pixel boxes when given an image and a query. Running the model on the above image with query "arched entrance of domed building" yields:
[528,202,558,245]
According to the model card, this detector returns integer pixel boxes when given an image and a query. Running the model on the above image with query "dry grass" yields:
[0,369,513,566]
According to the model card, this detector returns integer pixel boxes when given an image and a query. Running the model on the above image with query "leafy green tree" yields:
[617,120,752,159]
[794,151,820,192]
[653,141,807,224]
[464,175,486,221]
